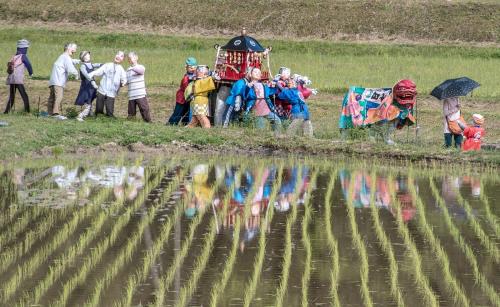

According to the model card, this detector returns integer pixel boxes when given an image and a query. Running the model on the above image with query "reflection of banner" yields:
[339,86,414,129]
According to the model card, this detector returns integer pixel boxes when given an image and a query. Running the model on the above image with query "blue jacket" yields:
[16,47,33,76]
[244,84,277,115]
[277,88,310,120]
[225,78,249,106]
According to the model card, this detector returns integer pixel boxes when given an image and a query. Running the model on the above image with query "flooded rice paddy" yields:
[0,157,499,307]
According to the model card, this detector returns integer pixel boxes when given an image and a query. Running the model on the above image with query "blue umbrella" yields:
[430,77,480,100]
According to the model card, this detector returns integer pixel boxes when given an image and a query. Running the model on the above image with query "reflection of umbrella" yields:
[222,35,265,52]
[430,77,480,100]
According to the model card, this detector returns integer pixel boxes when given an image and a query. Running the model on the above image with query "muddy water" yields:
[0,159,498,306]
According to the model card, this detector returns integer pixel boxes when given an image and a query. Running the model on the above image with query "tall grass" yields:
[1,26,500,97]
[345,176,373,307]
[429,178,500,307]
[368,171,405,307]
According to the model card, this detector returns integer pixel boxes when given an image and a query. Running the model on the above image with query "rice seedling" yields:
[84,167,187,307]
[406,174,469,307]
[429,178,500,307]
[345,175,373,307]
[453,186,499,263]
[174,217,218,307]
[48,164,169,307]
[273,167,303,307]
[367,171,405,307]
[206,180,241,307]
[478,179,500,237]
[300,172,318,307]
[0,181,118,304]
[242,165,285,307]
[387,175,439,307]
[152,169,226,307]
[323,171,341,307]
[115,167,191,307]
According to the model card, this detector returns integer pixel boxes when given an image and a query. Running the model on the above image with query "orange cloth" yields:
[462,126,485,151]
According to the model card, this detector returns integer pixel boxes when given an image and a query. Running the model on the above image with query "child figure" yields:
[167,57,197,125]
[273,67,292,119]
[186,65,217,129]
[462,114,485,151]
[276,79,313,137]
[75,51,101,121]
[244,68,281,132]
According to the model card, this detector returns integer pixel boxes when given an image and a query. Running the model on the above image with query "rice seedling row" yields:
[407,176,469,307]
[323,171,341,307]
[241,165,284,307]
[477,181,499,237]
[300,172,318,307]
[273,167,303,307]
[0,207,73,276]
[387,176,439,307]
[84,167,187,307]
[453,186,499,263]
[208,183,241,307]
[429,178,500,307]
[0,182,119,304]
[174,216,218,307]
[345,176,373,307]
[151,175,223,307]
[115,166,193,307]
[368,172,405,307]
[46,164,168,307]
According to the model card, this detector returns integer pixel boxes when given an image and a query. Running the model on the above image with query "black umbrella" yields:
[221,35,265,52]
[430,77,480,100]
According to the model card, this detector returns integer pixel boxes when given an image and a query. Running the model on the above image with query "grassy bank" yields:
[1,26,500,97]
[0,27,499,164]
[0,84,499,164]
[0,1,499,43]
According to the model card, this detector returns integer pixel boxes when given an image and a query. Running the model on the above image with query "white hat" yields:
[17,39,30,48]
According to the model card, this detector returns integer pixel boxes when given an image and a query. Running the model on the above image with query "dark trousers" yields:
[128,97,151,122]
[95,92,115,117]
[444,133,463,148]
[167,102,191,125]
[4,84,29,113]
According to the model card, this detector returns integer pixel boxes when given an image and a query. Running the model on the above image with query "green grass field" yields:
[1,26,500,96]
[0,26,499,163]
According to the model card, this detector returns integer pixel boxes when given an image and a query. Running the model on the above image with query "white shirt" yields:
[49,53,79,87]
[89,62,127,98]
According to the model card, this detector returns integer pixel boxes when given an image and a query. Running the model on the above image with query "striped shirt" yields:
[126,64,147,100]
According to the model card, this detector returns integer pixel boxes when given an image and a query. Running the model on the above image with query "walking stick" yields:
[415,98,419,142]
[37,96,40,118]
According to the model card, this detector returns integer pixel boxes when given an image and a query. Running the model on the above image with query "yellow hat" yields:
[472,114,484,125]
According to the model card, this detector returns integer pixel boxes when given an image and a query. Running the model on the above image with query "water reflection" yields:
[0,160,497,306]
[339,170,417,222]
[4,165,145,208]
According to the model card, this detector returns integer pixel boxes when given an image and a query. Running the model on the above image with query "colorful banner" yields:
[339,86,415,129]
